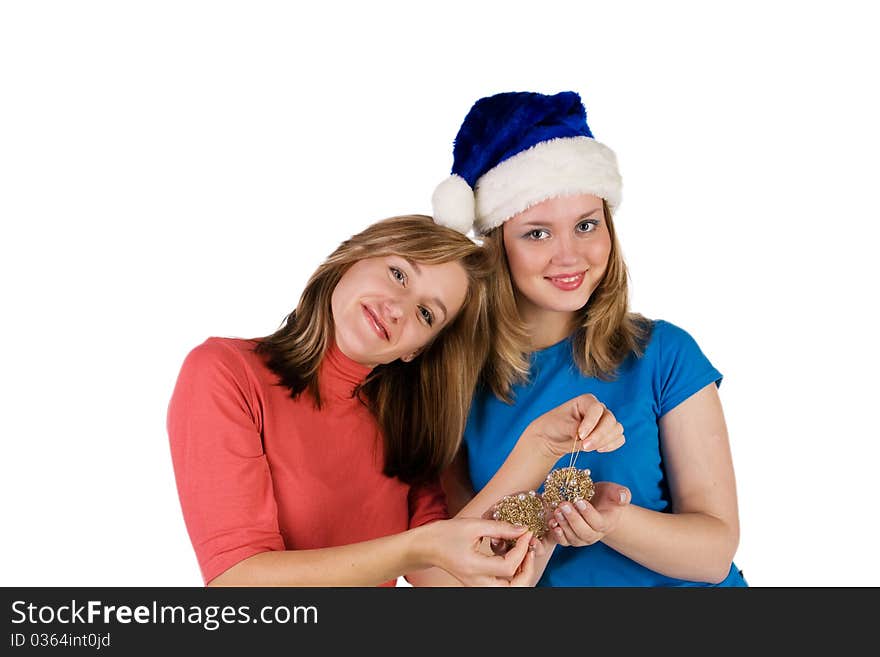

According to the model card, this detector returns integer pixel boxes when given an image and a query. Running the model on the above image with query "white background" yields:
[2,1,878,587]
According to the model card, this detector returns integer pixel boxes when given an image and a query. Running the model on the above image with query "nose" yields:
[381,298,404,322]
[551,232,579,267]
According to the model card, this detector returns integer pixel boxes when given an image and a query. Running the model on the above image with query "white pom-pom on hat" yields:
[431,174,476,235]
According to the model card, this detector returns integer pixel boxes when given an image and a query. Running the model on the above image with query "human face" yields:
[502,194,611,333]
[330,255,469,368]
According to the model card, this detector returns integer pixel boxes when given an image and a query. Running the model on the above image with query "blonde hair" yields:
[257,215,491,483]
[481,200,650,400]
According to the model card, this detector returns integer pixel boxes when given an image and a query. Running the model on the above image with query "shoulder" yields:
[645,319,701,352]
[643,319,719,378]
[649,319,690,339]
[179,337,263,383]
[638,319,715,372]
[184,336,249,365]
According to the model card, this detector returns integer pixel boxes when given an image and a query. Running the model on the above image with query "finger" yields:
[554,504,591,546]
[509,549,536,587]
[575,395,604,440]
[478,519,530,540]
[593,482,631,507]
[548,514,569,540]
[537,535,556,556]
[475,532,531,579]
[553,509,582,546]
[571,499,607,536]
[463,574,506,588]
[582,412,620,452]
[558,501,599,541]
[502,531,533,573]
[551,525,570,546]
[597,434,626,453]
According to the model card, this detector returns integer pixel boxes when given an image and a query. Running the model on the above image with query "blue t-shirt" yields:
[464,320,747,587]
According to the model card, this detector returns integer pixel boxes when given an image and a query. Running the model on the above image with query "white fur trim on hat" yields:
[432,173,476,235]
[473,137,622,234]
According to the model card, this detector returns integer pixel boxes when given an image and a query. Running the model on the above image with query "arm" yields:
[446,393,626,520]
[210,518,533,587]
[210,528,426,586]
[555,383,740,583]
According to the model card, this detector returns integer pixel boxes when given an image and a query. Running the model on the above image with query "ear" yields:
[401,350,419,363]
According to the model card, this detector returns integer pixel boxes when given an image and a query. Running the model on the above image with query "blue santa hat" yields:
[432,91,622,235]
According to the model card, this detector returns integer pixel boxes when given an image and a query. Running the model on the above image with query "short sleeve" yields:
[407,478,449,529]
[652,321,723,417]
[167,339,285,584]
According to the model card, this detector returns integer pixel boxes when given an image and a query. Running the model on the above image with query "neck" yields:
[517,302,577,351]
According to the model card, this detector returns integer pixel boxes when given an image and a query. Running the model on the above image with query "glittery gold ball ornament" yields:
[491,490,548,540]
[542,467,595,509]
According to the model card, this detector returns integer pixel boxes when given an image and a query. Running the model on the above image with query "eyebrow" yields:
[404,258,448,322]
[519,208,603,227]
[577,208,603,220]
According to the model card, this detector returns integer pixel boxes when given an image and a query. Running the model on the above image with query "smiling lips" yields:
[546,271,586,291]
[362,304,390,341]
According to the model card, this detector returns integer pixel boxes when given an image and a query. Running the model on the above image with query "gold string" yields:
[563,430,581,488]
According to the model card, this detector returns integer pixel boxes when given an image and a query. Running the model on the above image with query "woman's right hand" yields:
[526,393,625,459]
[421,518,534,586]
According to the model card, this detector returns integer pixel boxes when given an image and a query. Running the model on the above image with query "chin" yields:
[334,329,367,361]
[542,293,592,314]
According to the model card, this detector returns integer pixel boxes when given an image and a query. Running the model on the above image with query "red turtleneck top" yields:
[167,338,448,585]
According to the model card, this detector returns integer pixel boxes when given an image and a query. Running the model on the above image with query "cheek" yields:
[505,243,542,280]
[330,280,349,318]
[586,235,612,269]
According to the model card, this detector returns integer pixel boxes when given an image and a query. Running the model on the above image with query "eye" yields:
[419,306,435,327]
[524,228,550,240]
[390,266,407,285]
[577,219,599,233]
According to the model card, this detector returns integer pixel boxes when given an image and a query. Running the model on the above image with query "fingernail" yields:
[561,505,572,514]
[575,500,587,510]
[514,524,527,532]
[582,439,594,451]
[549,519,558,528]
[619,490,629,504]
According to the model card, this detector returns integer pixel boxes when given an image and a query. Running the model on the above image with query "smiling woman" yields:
[432,91,747,587]
[330,255,467,368]
[167,215,543,587]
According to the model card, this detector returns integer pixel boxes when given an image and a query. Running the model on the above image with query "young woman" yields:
[432,91,747,586]
[168,215,542,587]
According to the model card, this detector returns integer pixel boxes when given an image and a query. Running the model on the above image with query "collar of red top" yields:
[318,342,372,402]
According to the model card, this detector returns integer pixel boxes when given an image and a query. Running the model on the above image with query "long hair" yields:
[481,200,650,399]
[256,215,492,484]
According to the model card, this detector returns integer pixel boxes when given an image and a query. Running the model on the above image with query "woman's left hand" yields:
[548,481,631,547]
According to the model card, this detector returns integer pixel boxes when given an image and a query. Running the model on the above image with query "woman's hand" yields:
[547,481,631,547]
[421,518,535,586]
[508,534,555,586]
[527,393,626,459]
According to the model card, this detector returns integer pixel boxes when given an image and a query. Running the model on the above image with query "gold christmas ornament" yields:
[486,431,599,544]
[542,467,595,509]
[491,490,548,539]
